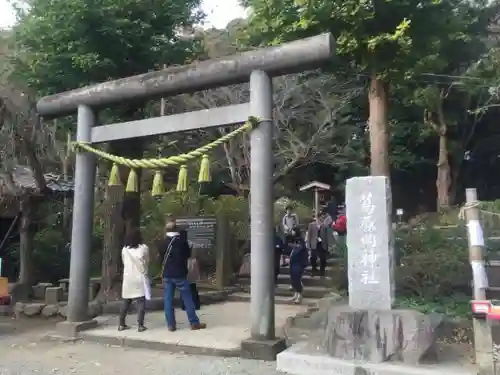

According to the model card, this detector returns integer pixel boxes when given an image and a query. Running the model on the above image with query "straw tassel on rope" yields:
[198,154,211,182]
[125,169,139,192]
[108,163,121,186]
[151,170,165,197]
[176,165,188,192]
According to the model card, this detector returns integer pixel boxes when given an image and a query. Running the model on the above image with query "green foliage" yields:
[396,294,471,318]
[243,0,493,79]
[12,0,205,94]
[395,225,470,299]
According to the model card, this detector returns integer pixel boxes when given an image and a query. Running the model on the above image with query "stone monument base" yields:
[321,306,443,364]
[277,342,476,375]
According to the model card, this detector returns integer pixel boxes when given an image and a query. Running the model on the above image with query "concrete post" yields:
[465,188,494,375]
[249,70,275,340]
[66,105,96,323]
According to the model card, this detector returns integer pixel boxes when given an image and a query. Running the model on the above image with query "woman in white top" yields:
[119,228,150,332]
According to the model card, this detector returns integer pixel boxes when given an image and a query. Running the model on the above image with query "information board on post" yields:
[175,216,217,250]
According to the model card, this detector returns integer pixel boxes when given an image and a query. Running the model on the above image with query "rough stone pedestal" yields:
[321,306,442,365]
[241,337,286,361]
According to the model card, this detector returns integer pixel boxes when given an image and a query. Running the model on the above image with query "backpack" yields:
[333,215,347,235]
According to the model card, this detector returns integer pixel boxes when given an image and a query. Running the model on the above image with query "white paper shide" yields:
[471,260,488,290]
[359,192,379,285]
[467,219,485,247]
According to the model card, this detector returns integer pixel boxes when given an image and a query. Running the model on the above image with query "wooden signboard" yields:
[175,216,217,250]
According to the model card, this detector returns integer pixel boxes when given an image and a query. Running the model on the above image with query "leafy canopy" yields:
[243,0,494,78]
[12,0,205,94]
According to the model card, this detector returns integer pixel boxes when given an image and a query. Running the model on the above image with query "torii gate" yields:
[36,33,334,359]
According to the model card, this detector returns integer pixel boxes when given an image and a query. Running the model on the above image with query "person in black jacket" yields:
[159,219,206,332]
[288,229,309,304]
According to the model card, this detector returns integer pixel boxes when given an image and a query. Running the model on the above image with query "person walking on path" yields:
[306,212,330,276]
[159,219,206,332]
[119,228,150,332]
[282,205,299,244]
[288,229,309,304]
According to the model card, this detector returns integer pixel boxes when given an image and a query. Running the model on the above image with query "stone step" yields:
[238,274,332,288]
[241,284,330,299]
[279,265,339,275]
[227,292,317,306]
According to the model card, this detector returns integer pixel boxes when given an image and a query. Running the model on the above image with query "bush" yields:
[395,224,470,299]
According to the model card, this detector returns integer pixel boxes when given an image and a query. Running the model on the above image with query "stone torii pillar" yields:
[36,33,335,359]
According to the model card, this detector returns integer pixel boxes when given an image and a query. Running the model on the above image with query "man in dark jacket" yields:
[159,219,206,332]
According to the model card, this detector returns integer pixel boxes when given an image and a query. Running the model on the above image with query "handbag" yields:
[181,282,201,311]
[187,258,201,282]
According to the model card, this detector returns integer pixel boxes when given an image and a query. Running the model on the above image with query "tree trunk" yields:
[62,131,72,233]
[98,138,143,301]
[18,196,34,285]
[368,74,391,177]
[435,105,452,212]
[98,185,124,301]
[436,132,451,211]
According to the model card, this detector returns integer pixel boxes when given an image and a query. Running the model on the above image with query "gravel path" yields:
[0,328,282,375]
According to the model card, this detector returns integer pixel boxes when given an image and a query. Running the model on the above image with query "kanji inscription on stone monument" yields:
[346,176,395,310]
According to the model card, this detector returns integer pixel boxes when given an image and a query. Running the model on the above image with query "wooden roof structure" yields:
[0,166,74,217]
[299,181,331,191]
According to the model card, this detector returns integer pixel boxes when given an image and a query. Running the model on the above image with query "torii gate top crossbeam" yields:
[36,33,334,118]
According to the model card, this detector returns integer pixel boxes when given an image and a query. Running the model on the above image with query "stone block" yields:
[45,287,63,304]
[320,305,442,364]
[57,320,97,338]
[88,283,99,301]
[41,304,59,318]
[56,301,100,319]
[240,337,287,361]
[277,341,475,375]
[33,283,52,300]
[58,278,69,292]
[23,303,45,316]
[346,176,395,310]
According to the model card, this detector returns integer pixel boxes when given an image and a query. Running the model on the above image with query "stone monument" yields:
[345,176,395,310]
[277,176,447,375]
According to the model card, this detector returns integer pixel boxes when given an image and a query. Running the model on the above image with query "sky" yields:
[0,0,247,30]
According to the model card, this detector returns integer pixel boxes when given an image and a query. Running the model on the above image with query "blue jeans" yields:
[163,278,200,327]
